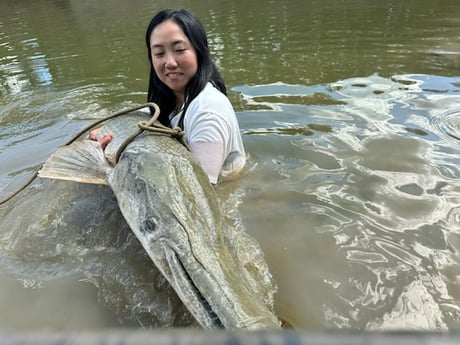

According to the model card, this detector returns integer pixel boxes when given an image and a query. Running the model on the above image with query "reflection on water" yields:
[236,74,460,330]
[432,108,460,142]
[1,0,460,333]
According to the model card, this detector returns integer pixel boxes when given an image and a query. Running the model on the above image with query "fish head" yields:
[109,136,280,330]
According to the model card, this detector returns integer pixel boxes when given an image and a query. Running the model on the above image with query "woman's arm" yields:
[187,113,230,185]
[190,141,225,184]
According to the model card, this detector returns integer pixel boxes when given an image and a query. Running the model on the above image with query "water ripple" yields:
[431,108,460,142]
[238,74,460,330]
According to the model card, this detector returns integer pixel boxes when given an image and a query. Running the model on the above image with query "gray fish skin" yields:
[41,112,281,329]
[108,117,280,329]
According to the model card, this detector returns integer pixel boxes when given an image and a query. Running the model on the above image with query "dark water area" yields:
[1,0,460,332]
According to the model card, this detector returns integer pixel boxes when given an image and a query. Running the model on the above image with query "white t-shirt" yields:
[170,83,246,184]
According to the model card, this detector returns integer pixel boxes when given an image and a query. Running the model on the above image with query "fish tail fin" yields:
[38,140,113,185]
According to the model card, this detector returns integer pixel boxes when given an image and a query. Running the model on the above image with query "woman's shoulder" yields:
[191,83,233,112]
[201,82,227,97]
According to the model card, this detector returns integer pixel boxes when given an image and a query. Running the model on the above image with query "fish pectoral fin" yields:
[38,140,113,185]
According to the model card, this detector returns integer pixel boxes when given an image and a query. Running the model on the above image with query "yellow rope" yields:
[114,102,190,163]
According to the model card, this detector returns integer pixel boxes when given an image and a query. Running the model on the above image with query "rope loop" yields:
[136,121,189,149]
[114,102,190,162]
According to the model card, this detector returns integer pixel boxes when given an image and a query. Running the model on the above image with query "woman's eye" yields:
[176,48,186,53]
[153,52,164,57]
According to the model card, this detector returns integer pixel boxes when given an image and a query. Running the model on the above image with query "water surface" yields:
[1,0,460,331]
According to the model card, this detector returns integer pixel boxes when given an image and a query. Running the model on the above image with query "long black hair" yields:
[145,9,226,127]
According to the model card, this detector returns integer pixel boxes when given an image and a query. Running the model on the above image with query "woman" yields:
[94,9,246,185]
[146,9,246,184]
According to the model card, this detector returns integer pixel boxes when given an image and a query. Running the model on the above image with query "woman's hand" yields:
[89,128,113,150]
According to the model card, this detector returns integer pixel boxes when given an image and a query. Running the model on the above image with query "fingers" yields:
[89,128,113,150]
[89,128,100,141]
[99,134,113,150]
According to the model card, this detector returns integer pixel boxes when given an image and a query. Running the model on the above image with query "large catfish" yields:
[38,108,281,330]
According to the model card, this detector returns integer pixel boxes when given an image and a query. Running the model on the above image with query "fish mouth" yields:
[158,234,280,330]
[163,247,224,329]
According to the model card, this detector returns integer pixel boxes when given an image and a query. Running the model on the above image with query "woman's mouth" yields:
[167,72,183,78]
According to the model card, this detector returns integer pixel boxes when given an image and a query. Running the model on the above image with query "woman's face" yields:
[149,20,198,104]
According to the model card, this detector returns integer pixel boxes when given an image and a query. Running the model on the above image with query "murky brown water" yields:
[1,0,460,332]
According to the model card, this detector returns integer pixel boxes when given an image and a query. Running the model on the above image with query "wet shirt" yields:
[170,83,246,184]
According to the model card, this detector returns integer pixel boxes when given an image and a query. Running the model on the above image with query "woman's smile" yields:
[166,72,183,78]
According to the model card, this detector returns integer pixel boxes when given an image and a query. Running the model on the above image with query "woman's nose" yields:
[165,53,178,68]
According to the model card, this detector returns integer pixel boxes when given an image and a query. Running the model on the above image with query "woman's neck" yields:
[175,94,185,112]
